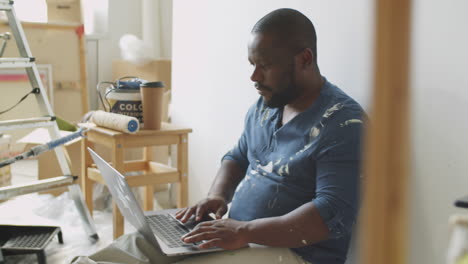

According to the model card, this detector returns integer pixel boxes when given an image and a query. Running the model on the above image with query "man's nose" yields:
[250,66,263,83]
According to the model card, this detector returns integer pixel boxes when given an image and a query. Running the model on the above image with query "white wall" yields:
[171,0,374,204]
[409,0,468,263]
[141,0,173,59]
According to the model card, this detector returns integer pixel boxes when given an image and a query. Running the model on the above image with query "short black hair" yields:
[252,8,317,61]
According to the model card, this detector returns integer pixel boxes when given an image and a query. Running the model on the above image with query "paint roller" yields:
[88,110,139,134]
[0,129,87,169]
[0,112,139,168]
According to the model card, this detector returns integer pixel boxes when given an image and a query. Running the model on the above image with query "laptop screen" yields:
[87,147,159,247]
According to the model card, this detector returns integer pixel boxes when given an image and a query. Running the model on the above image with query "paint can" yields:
[97,77,145,123]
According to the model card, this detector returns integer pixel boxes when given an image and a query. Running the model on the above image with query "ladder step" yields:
[0,57,35,68]
[0,0,12,11]
[0,175,76,200]
[0,117,56,132]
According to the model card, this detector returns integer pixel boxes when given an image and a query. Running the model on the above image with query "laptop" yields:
[87,147,224,256]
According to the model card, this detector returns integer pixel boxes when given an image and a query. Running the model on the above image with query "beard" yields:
[263,65,299,108]
[264,86,297,108]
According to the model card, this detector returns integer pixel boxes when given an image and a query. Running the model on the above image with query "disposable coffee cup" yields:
[140,81,165,130]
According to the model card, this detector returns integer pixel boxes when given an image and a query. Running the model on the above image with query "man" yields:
[175,8,363,264]
[73,8,363,264]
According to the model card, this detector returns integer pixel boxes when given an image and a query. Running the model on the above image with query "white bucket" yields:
[105,88,143,124]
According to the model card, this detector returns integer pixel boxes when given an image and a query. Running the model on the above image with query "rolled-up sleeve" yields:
[222,130,249,171]
[313,120,363,239]
[221,106,255,172]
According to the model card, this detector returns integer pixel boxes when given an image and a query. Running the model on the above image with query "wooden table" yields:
[81,122,192,239]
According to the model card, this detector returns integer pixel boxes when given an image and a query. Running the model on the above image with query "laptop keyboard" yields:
[146,214,191,248]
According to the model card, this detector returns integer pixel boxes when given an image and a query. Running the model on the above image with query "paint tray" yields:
[0,225,63,264]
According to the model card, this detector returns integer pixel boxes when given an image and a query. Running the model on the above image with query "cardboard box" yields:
[55,88,83,123]
[18,128,81,196]
[47,0,82,24]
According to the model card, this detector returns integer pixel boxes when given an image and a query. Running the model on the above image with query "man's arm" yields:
[182,202,329,250]
[175,159,246,222]
[244,202,328,247]
[207,159,246,203]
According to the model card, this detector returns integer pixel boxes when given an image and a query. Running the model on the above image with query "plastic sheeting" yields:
[0,159,173,263]
[0,192,112,263]
[0,188,167,263]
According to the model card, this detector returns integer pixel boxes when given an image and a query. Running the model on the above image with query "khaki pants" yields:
[72,232,311,264]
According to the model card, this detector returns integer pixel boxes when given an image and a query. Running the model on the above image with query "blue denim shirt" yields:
[224,78,364,264]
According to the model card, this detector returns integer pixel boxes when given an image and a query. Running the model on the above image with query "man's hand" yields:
[175,196,228,223]
[181,219,249,250]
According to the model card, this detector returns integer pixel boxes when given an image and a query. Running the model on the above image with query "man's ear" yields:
[299,48,314,69]
[295,48,314,70]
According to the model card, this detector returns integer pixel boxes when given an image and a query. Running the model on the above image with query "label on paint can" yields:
[108,99,143,123]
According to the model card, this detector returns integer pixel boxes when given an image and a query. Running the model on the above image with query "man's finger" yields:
[195,220,216,228]
[198,238,222,249]
[215,206,226,219]
[183,231,217,243]
[195,205,206,222]
[175,208,187,219]
[182,226,215,239]
[181,207,196,223]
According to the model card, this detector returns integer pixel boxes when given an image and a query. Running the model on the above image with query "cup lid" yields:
[141,81,165,88]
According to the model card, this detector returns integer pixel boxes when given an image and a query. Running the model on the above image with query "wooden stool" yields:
[81,122,192,239]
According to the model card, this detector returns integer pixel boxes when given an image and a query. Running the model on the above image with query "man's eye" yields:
[249,62,271,70]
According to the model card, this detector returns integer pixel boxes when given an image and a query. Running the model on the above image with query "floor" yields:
[0,159,174,264]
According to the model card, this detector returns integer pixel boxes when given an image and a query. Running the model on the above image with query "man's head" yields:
[248,8,318,108]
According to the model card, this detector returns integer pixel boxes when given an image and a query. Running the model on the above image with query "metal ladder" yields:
[0,0,98,240]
